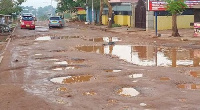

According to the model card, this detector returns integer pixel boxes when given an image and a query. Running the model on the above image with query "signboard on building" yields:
[147,0,200,11]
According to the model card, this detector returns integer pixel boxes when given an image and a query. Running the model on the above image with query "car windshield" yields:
[50,17,60,20]
[22,16,34,21]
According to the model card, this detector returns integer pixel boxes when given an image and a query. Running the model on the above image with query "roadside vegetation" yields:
[0,0,26,15]
[55,0,113,28]
[166,0,187,37]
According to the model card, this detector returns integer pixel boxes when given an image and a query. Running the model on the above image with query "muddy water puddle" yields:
[76,45,200,67]
[86,37,121,42]
[83,91,97,96]
[190,71,200,77]
[57,87,68,92]
[51,65,81,70]
[129,74,143,79]
[35,36,80,41]
[50,75,93,84]
[177,84,200,90]
[52,59,86,70]
[35,26,49,32]
[160,77,170,81]
[117,87,140,97]
[103,69,122,73]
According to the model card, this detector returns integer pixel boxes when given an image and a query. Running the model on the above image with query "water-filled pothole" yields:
[54,59,85,65]
[34,54,42,56]
[50,75,93,84]
[160,77,170,81]
[57,87,68,92]
[83,91,97,96]
[87,37,121,42]
[76,45,200,67]
[129,74,143,79]
[107,99,118,105]
[117,87,140,97]
[51,65,86,70]
[35,36,80,41]
[52,66,80,70]
[103,69,122,73]
[71,58,86,63]
[190,71,200,77]
[177,84,200,90]
[51,36,80,39]
[35,36,51,41]
[54,61,68,65]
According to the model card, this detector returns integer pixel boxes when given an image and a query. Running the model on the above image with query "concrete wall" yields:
[155,15,194,30]
[114,15,131,26]
[146,11,154,30]
[102,15,131,26]
[102,15,108,25]
[77,10,86,14]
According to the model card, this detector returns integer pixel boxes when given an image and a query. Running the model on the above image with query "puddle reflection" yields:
[160,77,170,81]
[50,75,93,84]
[35,36,51,41]
[190,71,200,77]
[76,45,200,67]
[117,87,140,97]
[107,99,118,105]
[104,69,122,73]
[35,36,80,41]
[83,91,97,96]
[88,37,121,42]
[129,74,143,79]
[57,87,68,92]
[177,84,200,89]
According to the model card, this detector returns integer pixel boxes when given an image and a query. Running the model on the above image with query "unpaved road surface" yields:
[1,21,200,110]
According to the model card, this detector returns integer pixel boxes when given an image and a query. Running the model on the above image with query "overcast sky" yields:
[21,0,58,8]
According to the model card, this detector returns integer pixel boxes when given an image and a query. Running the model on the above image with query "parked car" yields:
[20,14,35,30]
[48,16,65,28]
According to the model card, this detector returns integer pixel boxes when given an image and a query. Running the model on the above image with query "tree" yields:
[0,0,26,15]
[104,0,112,28]
[99,0,104,25]
[166,0,187,37]
[56,0,86,13]
[87,0,100,24]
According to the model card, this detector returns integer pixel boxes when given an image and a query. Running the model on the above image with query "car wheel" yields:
[49,26,52,29]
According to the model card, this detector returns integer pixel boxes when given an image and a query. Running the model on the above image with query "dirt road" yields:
[0,21,200,110]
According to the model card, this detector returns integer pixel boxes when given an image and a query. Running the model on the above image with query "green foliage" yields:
[166,0,187,14]
[87,0,101,10]
[56,0,86,13]
[21,5,56,21]
[0,0,26,15]
[112,24,121,27]
[37,5,56,20]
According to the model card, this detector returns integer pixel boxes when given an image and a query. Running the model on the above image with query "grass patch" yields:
[112,24,121,27]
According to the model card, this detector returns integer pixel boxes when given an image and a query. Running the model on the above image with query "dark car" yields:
[48,16,65,28]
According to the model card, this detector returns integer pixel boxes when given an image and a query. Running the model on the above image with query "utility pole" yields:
[86,0,89,23]
[92,0,94,24]
[51,0,53,16]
